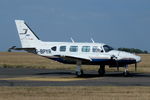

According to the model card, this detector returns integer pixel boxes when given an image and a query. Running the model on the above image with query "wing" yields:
[8,46,37,54]
[54,54,92,62]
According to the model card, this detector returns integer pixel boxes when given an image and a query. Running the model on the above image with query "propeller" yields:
[111,55,119,71]
[117,66,119,71]
[135,63,137,72]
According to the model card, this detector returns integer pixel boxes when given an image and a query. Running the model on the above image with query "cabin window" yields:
[82,46,90,52]
[92,46,101,52]
[70,46,78,52]
[51,46,57,51]
[60,46,66,52]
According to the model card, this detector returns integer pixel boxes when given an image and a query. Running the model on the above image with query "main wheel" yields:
[98,65,105,76]
[76,70,83,77]
[98,69,105,76]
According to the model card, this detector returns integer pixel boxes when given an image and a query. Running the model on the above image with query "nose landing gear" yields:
[123,65,129,76]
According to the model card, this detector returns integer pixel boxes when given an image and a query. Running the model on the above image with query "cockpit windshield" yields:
[103,45,114,52]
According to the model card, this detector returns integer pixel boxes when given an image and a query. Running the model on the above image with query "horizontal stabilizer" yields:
[8,46,37,54]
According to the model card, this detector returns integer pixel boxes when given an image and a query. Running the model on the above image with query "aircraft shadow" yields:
[35,71,150,78]
[83,72,150,78]
[36,72,75,75]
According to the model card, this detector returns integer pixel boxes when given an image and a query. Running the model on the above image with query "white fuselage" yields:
[34,41,141,66]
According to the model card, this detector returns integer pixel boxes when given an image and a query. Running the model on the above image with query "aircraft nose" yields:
[135,55,141,63]
[117,51,141,63]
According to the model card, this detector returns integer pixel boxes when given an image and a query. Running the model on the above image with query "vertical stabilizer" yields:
[15,20,40,48]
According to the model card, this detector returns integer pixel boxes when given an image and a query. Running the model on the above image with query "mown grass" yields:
[0,86,150,100]
[0,52,149,72]
[0,52,73,69]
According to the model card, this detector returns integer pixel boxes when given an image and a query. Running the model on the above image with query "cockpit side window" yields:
[103,45,114,52]
[92,46,101,52]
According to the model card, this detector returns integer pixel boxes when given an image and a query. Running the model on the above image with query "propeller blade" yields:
[117,66,119,71]
[135,63,137,72]
[111,55,119,71]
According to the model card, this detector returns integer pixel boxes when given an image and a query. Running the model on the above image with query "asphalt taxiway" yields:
[0,67,150,86]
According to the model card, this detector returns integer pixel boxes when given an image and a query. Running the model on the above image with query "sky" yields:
[0,0,150,52]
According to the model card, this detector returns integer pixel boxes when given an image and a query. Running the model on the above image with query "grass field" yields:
[0,86,150,100]
[0,52,150,100]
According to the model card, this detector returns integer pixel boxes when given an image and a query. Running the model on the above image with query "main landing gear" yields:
[98,65,106,76]
[75,62,106,77]
[75,61,83,77]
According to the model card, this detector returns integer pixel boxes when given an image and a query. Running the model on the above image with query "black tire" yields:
[123,71,129,77]
[76,70,83,77]
[98,69,105,76]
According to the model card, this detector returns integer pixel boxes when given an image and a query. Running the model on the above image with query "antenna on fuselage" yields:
[70,37,75,43]
[91,38,95,43]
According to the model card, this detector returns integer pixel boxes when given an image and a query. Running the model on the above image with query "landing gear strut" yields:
[75,61,83,77]
[98,65,105,76]
[123,65,129,76]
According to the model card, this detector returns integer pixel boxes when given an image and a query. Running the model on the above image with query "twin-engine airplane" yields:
[12,20,141,77]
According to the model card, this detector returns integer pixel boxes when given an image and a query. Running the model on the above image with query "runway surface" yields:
[0,67,150,86]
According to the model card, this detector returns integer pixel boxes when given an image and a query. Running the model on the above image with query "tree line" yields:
[118,48,149,54]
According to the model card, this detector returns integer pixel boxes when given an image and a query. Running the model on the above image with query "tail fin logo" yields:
[20,29,28,35]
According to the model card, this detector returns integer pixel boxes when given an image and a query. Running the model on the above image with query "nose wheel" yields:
[123,65,129,76]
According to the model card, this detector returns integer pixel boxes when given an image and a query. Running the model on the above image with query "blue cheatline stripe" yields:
[50,58,64,62]
[91,58,136,64]
[91,59,110,62]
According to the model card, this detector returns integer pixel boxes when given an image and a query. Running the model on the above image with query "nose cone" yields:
[119,51,142,63]
[135,55,141,63]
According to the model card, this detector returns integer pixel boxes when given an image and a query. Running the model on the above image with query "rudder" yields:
[15,20,40,48]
